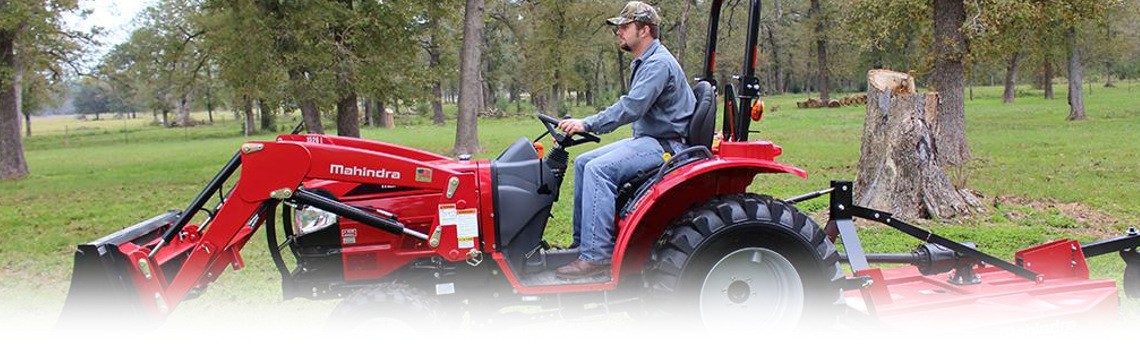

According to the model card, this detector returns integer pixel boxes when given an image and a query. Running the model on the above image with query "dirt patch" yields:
[992,195,1124,238]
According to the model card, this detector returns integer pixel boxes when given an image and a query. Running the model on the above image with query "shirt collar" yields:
[633,39,661,64]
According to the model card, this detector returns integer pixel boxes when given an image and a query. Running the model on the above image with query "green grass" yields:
[3,82,1140,326]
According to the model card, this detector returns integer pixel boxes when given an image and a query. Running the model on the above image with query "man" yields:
[555,1,695,280]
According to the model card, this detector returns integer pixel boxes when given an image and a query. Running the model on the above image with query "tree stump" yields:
[855,69,977,220]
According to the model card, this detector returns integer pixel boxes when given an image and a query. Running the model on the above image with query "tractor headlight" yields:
[293,205,338,235]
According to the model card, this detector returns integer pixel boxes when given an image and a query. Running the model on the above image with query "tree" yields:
[931,0,970,166]
[137,0,211,127]
[1065,26,1086,120]
[1050,0,1122,121]
[1,0,90,180]
[810,0,831,100]
[969,0,1036,104]
[454,0,484,155]
[73,78,111,120]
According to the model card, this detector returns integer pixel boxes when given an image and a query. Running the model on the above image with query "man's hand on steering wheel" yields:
[557,118,586,135]
[536,114,600,148]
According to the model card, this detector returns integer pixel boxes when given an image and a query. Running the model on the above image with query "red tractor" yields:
[61,0,1140,331]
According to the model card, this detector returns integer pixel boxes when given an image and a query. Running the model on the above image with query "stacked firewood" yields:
[796,93,867,109]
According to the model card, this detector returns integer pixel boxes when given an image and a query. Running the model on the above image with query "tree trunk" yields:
[1003,51,1022,103]
[617,49,627,94]
[377,100,390,129]
[674,0,695,72]
[431,82,445,125]
[454,0,484,155]
[1066,27,1086,121]
[259,98,275,131]
[161,109,169,127]
[427,33,446,126]
[855,70,977,220]
[379,101,394,129]
[0,29,27,180]
[931,0,970,166]
[1043,57,1055,99]
[23,112,29,137]
[242,95,254,136]
[766,24,785,94]
[178,90,194,127]
[810,0,830,101]
[363,97,374,127]
[551,79,561,117]
[336,94,361,138]
[299,99,322,134]
[288,68,323,134]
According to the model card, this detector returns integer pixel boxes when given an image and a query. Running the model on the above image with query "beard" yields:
[620,43,632,52]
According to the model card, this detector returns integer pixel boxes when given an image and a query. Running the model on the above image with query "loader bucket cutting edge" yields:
[58,210,181,328]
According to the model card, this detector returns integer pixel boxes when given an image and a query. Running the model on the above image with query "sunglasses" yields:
[612,23,636,36]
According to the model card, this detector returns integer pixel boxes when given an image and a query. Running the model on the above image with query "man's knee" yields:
[582,160,616,181]
[574,154,590,171]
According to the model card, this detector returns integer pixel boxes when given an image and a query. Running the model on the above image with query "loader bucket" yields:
[1124,248,1140,298]
[58,210,181,328]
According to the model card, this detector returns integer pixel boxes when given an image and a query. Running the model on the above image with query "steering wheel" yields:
[536,114,601,148]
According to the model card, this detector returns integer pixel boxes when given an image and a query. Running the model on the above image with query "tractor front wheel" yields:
[644,194,844,332]
[326,282,445,333]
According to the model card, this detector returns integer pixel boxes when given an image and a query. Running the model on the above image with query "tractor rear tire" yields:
[643,194,845,332]
[326,282,444,333]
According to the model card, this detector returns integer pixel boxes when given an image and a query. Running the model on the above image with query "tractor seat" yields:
[615,81,717,212]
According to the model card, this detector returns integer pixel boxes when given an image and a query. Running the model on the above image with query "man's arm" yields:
[580,61,669,134]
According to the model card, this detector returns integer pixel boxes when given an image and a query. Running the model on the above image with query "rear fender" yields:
[610,158,807,281]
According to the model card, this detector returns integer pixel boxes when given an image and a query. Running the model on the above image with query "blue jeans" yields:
[571,137,683,264]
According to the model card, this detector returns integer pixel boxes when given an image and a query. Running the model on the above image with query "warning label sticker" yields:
[457,208,478,249]
[438,204,457,226]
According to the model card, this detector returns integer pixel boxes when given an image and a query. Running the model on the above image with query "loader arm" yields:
[63,138,477,321]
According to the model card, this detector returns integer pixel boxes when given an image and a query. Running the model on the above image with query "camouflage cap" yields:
[605,1,660,27]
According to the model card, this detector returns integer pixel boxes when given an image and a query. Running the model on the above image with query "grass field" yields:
[2,82,1139,329]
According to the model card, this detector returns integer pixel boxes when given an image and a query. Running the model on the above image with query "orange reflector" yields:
[751,100,765,122]
[534,142,545,158]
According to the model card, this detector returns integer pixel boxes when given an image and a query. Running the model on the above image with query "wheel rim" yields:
[698,247,804,331]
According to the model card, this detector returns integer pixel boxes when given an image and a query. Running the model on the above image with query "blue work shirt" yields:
[583,39,695,141]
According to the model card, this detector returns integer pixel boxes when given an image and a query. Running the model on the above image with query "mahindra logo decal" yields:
[330,164,402,180]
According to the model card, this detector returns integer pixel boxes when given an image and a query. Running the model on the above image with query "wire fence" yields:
[20,113,302,151]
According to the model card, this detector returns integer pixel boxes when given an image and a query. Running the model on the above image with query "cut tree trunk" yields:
[178,91,194,127]
[379,101,394,129]
[855,70,978,220]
